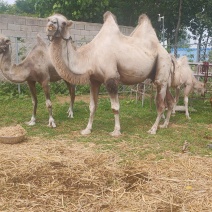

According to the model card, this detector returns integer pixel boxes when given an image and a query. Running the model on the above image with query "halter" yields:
[47,18,73,42]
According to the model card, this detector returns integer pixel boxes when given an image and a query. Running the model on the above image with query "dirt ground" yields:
[0,135,211,212]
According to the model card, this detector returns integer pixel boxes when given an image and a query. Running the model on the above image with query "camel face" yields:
[0,35,10,54]
[46,14,73,38]
[194,81,206,96]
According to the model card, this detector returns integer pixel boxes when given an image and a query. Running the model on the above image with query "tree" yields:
[0,0,15,14]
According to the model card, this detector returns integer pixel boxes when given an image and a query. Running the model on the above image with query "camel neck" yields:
[49,37,91,85]
[0,48,27,83]
[0,48,12,80]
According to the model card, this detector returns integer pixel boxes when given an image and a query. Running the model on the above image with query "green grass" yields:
[0,91,211,159]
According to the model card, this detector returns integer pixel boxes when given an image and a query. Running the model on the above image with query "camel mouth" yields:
[46,25,58,36]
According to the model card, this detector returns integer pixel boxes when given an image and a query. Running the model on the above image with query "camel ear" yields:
[67,20,73,27]
[5,38,11,45]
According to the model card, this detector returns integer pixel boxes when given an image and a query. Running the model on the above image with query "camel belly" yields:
[119,72,148,85]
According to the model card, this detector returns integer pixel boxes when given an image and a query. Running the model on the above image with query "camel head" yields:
[46,14,73,41]
[193,77,206,97]
[0,34,10,54]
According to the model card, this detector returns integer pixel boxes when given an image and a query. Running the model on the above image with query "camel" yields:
[170,55,206,119]
[0,34,75,127]
[46,12,175,136]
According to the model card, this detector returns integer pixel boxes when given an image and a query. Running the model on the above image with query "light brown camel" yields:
[0,34,75,127]
[46,12,174,136]
[170,55,206,119]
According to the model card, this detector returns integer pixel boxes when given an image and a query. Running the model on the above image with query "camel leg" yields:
[41,80,56,128]
[148,85,167,134]
[105,78,121,137]
[109,94,121,137]
[81,80,101,135]
[172,87,180,115]
[26,81,37,126]
[184,85,192,119]
[160,88,175,128]
[64,81,75,118]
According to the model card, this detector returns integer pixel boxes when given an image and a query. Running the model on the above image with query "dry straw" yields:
[0,137,211,211]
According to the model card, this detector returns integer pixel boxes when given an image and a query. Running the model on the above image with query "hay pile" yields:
[0,137,211,211]
[0,125,26,137]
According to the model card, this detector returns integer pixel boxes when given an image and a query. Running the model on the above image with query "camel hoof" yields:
[110,130,121,137]
[186,116,191,120]
[26,121,36,126]
[48,122,56,128]
[81,129,91,135]
[159,124,167,129]
[67,109,74,118]
[147,129,157,135]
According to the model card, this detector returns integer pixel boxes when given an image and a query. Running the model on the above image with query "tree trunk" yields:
[202,33,209,61]
[174,0,183,57]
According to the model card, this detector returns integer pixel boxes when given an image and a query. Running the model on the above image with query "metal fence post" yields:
[15,37,21,94]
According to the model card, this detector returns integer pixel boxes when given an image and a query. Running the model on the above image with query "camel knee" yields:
[112,109,119,114]
[105,78,118,95]
[46,99,52,108]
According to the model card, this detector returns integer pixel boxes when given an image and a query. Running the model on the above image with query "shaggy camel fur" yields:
[170,55,206,119]
[0,34,75,127]
[46,12,174,136]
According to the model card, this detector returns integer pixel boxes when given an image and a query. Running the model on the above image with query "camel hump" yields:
[103,11,117,23]
[36,34,46,47]
[181,55,188,63]
[138,14,150,25]
[170,54,176,62]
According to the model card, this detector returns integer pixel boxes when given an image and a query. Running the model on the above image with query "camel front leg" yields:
[81,80,101,135]
[64,81,75,118]
[160,87,175,129]
[148,85,166,134]
[172,87,180,115]
[26,81,37,126]
[41,80,56,128]
[184,85,192,119]
[106,78,121,137]
[109,94,121,137]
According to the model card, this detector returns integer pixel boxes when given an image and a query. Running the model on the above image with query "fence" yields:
[1,36,212,105]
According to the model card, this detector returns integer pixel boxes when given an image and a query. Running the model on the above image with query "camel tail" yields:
[103,11,117,23]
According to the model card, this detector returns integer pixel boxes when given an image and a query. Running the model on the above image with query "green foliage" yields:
[0,0,16,14]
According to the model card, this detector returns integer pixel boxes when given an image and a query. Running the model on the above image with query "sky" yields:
[5,0,16,4]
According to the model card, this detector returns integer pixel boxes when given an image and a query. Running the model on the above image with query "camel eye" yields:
[62,22,66,26]
[5,39,10,44]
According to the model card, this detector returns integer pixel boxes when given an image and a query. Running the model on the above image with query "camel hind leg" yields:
[41,80,56,128]
[160,87,175,129]
[105,78,121,137]
[81,80,101,135]
[184,85,192,119]
[172,87,180,115]
[64,81,75,118]
[148,85,167,134]
[26,81,37,126]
